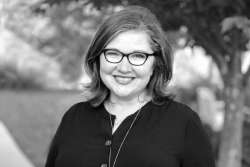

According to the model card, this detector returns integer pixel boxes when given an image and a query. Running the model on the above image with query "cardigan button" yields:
[100,163,108,167]
[105,140,112,146]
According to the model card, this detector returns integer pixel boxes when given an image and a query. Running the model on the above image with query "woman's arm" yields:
[45,103,78,167]
[181,111,216,167]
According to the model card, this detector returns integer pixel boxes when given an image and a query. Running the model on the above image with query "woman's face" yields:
[99,30,155,100]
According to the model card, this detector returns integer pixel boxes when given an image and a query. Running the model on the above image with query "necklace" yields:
[108,108,142,167]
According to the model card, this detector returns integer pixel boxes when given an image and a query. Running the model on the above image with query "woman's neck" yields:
[105,92,151,117]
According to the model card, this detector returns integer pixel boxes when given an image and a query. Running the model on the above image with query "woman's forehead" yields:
[105,30,153,53]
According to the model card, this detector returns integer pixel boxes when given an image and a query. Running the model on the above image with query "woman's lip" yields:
[113,75,135,84]
[113,75,135,78]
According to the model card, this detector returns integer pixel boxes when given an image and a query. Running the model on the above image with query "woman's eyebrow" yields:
[105,48,154,54]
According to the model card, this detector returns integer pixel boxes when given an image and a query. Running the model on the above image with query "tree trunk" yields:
[217,72,245,167]
[243,109,250,167]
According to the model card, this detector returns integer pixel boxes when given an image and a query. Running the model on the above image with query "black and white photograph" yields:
[0,0,250,167]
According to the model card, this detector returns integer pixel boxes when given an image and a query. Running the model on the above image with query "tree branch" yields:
[197,34,228,77]
[185,17,228,77]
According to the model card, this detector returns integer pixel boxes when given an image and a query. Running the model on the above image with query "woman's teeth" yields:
[114,76,134,84]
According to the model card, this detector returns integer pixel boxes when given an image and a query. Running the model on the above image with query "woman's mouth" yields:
[114,75,135,85]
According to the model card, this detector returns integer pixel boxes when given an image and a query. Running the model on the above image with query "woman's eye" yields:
[132,53,146,59]
[106,51,119,57]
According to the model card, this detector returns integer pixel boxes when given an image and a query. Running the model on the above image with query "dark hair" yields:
[84,5,173,106]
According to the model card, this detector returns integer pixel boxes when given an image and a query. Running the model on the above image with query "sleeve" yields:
[181,111,216,167]
[45,104,78,167]
[45,130,60,167]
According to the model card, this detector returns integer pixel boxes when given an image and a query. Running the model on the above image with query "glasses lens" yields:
[104,50,122,63]
[129,53,147,65]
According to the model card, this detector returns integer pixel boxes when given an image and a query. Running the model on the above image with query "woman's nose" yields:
[116,56,132,73]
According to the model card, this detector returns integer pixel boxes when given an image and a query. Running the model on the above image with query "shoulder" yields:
[61,101,95,121]
[68,101,94,112]
[162,99,207,138]
[152,98,201,124]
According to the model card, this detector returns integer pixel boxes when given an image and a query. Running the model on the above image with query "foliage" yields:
[222,16,250,50]
[4,0,101,84]
[32,2,99,81]
[0,65,44,89]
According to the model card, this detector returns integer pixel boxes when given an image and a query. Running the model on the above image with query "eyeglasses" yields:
[102,48,155,66]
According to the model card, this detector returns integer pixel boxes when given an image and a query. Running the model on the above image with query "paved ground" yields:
[0,121,34,167]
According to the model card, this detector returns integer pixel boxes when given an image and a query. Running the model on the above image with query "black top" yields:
[45,99,215,167]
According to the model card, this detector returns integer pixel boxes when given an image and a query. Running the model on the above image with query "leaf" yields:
[221,16,250,34]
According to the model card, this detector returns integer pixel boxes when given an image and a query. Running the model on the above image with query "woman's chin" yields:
[110,91,136,100]
[113,92,133,98]
[110,89,148,101]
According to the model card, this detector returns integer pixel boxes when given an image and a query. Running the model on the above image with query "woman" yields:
[45,5,215,167]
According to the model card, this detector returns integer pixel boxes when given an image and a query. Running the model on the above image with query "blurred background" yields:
[0,0,250,167]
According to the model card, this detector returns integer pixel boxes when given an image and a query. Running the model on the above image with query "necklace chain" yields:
[108,108,142,167]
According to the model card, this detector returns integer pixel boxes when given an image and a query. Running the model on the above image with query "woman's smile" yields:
[113,75,135,85]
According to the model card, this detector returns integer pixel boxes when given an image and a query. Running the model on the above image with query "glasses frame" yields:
[102,48,155,66]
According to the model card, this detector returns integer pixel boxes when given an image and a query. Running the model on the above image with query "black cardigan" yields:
[45,99,215,167]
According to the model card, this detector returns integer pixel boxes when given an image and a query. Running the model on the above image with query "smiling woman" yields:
[99,30,155,103]
[45,5,215,167]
